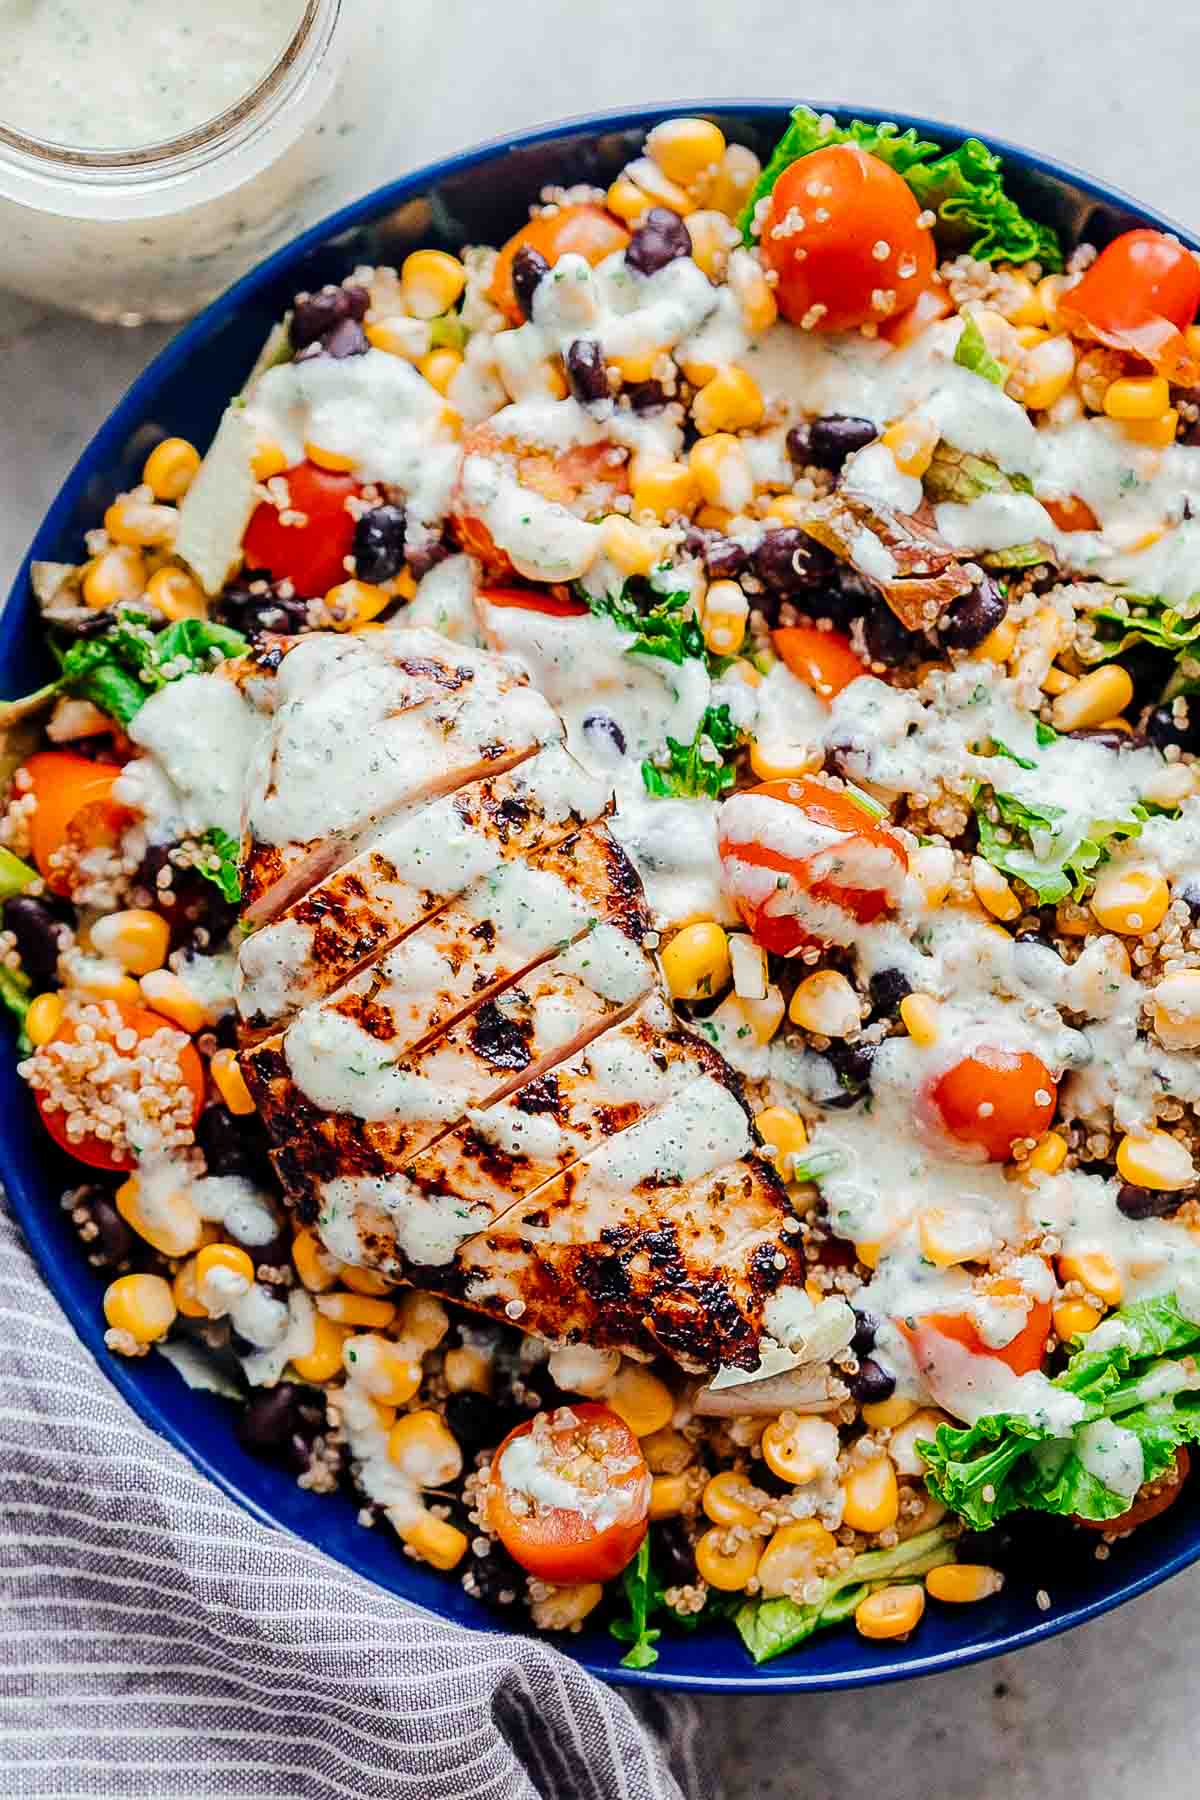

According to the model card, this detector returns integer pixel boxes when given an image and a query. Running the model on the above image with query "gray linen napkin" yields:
[0,1205,718,1799]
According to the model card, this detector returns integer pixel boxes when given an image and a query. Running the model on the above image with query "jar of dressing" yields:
[0,0,393,324]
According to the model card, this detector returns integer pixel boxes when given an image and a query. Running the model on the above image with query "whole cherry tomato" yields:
[23,751,129,898]
[486,1402,650,1583]
[929,1047,1057,1162]
[718,777,908,955]
[489,203,631,324]
[1060,229,1200,383]
[759,146,936,333]
[772,625,868,699]
[31,999,206,1173]
[242,462,362,599]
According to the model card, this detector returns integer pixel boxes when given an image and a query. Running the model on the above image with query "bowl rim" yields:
[4,96,1199,1693]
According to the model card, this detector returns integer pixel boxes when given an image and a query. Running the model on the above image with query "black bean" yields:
[627,378,668,413]
[851,1309,879,1356]
[342,284,370,321]
[565,338,608,405]
[464,1537,527,1610]
[939,576,1008,651]
[406,538,451,580]
[1146,700,1200,755]
[323,317,366,359]
[786,422,813,463]
[135,846,237,952]
[444,1390,504,1456]
[237,1384,299,1456]
[3,895,67,988]
[626,207,692,276]
[581,711,627,757]
[869,967,912,1017]
[810,414,878,468]
[353,504,407,583]
[826,1039,876,1091]
[654,1517,698,1588]
[704,536,750,580]
[754,527,834,596]
[1116,639,1173,715]
[291,286,354,349]
[70,1189,135,1270]
[1116,1181,1188,1221]
[1178,883,1200,921]
[215,580,309,637]
[851,1357,896,1404]
[195,1103,256,1180]
[511,245,550,321]
[864,601,923,667]
[1069,727,1147,752]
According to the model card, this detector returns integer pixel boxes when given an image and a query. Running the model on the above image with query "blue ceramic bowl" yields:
[3,101,1198,1692]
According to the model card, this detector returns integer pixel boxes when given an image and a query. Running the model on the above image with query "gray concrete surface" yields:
[2,3,1198,1794]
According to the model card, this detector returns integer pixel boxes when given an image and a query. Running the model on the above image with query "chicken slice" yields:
[238,742,609,1030]
[240,627,561,923]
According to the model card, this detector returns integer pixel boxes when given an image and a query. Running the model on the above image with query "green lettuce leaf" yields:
[741,108,1062,269]
[642,704,740,800]
[980,541,1055,570]
[735,1527,957,1665]
[584,581,707,668]
[919,1293,1200,1530]
[3,613,249,731]
[923,444,1020,506]
[0,961,31,1050]
[196,828,242,905]
[1080,590,1200,666]
[0,847,38,903]
[954,315,1008,386]
[974,787,1145,904]
[609,1538,663,1669]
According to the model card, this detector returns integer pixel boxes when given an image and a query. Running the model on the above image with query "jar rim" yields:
[0,0,337,190]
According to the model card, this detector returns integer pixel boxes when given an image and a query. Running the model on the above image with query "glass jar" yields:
[0,0,392,324]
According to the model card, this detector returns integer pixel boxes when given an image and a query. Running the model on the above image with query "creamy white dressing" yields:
[116,672,263,841]
[317,1173,489,1270]
[498,1430,645,1532]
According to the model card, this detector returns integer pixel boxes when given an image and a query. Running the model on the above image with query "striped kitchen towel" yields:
[0,1205,718,1799]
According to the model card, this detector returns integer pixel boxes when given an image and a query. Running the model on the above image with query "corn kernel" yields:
[1123,409,1179,448]
[196,1242,255,1288]
[599,514,662,578]
[646,117,727,187]
[1015,334,1076,410]
[138,969,208,1033]
[419,347,464,395]
[1103,375,1171,420]
[685,208,739,279]
[443,1344,492,1395]
[997,270,1044,327]
[317,1291,398,1328]
[702,1469,760,1529]
[606,1363,674,1438]
[1037,273,1075,331]
[661,921,731,1000]
[695,1527,761,1591]
[292,1226,339,1293]
[337,1262,395,1297]
[25,992,64,1048]
[881,414,938,478]
[143,438,201,502]
[855,1241,880,1270]
[103,1273,176,1346]
[970,857,1021,923]
[1041,665,1076,696]
[343,1333,422,1405]
[611,347,662,385]
[172,1258,207,1320]
[1152,968,1200,1050]
[398,1511,469,1571]
[748,737,822,781]
[1115,1127,1197,1191]
[925,1564,1003,1604]
[855,1584,925,1640]
[692,366,764,437]
[761,1414,838,1485]
[145,566,207,622]
[1058,1249,1123,1308]
[918,1205,994,1269]
[899,992,940,1046]
[387,1409,462,1485]
[757,1519,838,1597]
[1028,1130,1068,1175]
[1142,763,1199,809]
[702,580,749,656]
[530,1581,605,1630]
[206,1047,254,1118]
[1089,866,1170,935]
[727,247,778,334]
[82,545,146,610]
[400,249,467,320]
[291,1313,350,1383]
[75,967,141,1005]
[304,440,356,474]
[249,437,289,481]
[788,969,861,1038]
[396,1290,450,1351]
[1050,663,1134,732]
[104,496,178,549]
[115,1175,202,1259]
[325,579,391,630]
[624,156,692,214]
[649,1472,692,1520]
[861,1395,918,1431]
[754,1106,808,1181]
[707,142,762,219]
[842,1454,900,1534]
[606,174,653,225]
[689,434,753,510]
[909,844,955,907]
[364,317,432,361]
[90,908,170,976]
[1053,1299,1102,1339]
[761,494,808,527]
[630,458,699,523]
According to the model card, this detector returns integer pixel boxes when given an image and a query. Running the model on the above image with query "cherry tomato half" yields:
[489,203,631,325]
[920,1281,1054,1378]
[772,625,868,699]
[929,1047,1057,1162]
[1041,495,1100,534]
[1076,1446,1190,1533]
[451,429,628,578]
[480,585,590,617]
[242,461,362,599]
[486,1402,650,1583]
[718,777,908,955]
[760,146,936,333]
[23,751,129,898]
[31,999,206,1173]
[1060,229,1200,383]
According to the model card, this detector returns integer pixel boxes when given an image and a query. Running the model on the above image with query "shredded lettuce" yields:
[923,443,1033,506]
[979,541,1055,571]
[1080,590,1200,666]
[919,1293,1200,1530]
[953,315,1009,386]
[641,704,740,800]
[609,1532,740,1668]
[741,108,1062,269]
[0,848,38,903]
[974,786,1145,904]
[734,1526,957,1664]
